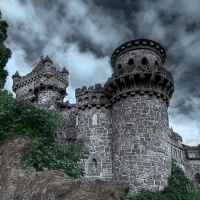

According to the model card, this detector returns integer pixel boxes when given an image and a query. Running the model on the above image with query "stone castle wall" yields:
[111,94,171,193]
[12,40,200,193]
[75,85,113,180]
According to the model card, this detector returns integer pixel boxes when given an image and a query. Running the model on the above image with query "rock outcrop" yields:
[0,136,129,200]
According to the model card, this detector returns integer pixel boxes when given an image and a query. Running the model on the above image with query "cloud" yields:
[1,0,200,145]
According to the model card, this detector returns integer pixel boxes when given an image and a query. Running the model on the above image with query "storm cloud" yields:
[1,0,200,145]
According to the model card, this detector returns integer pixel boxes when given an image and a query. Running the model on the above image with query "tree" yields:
[0,11,12,89]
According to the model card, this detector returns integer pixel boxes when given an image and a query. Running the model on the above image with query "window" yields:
[100,96,105,103]
[118,64,122,70]
[76,115,78,126]
[128,58,134,65]
[78,99,82,105]
[142,57,149,65]
[92,114,97,125]
[195,173,200,183]
[92,158,98,173]
[91,96,97,103]
[155,61,159,67]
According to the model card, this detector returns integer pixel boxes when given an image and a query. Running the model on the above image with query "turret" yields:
[43,55,53,67]
[61,67,69,81]
[12,71,21,92]
[106,39,174,193]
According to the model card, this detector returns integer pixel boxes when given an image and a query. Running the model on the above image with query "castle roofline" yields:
[111,39,166,68]
[31,59,43,72]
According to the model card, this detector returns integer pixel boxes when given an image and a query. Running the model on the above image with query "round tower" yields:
[105,39,174,193]
[75,84,113,180]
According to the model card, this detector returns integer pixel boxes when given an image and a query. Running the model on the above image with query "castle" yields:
[12,39,200,194]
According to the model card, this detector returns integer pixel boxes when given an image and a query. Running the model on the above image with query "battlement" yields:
[183,144,200,160]
[105,66,174,106]
[12,56,69,95]
[75,84,108,109]
[111,39,166,67]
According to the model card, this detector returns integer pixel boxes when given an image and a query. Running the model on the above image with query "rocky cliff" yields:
[0,136,129,200]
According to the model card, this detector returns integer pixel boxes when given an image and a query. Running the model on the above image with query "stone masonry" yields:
[12,39,200,194]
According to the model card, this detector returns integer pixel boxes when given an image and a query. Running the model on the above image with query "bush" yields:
[0,89,89,178]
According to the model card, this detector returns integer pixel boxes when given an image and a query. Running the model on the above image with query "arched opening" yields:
[128,58,134,65]
[76,115,78,126]
[118,64,122,70]
[92,158,98,173]
[85,97,89,104]
[195,173,200,183]
[78,99,82,105]
[100,96,105,103]
[142,57,149,65]
[155,61,159,67]
[91,96,97,104]
[92,114,97,125]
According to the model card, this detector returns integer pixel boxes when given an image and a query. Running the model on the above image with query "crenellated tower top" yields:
[111,39,166,68]
[75,84,108,109]
[105,39,174,106]
[12,55,69,108]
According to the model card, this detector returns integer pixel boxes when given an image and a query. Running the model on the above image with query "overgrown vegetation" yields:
[0,89,89,178]
[0,11,11,89]
[124,159,200,200]
[0,11,89,178]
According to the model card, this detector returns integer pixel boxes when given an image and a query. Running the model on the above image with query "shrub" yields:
[124,159,200,200]
[0,89,89,178]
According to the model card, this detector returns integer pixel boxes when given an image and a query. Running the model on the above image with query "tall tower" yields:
[12,55,69,110]
[105,39,174,193]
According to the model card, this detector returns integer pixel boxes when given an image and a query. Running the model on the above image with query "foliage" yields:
[0,89,89,178]
[0,11,12,89]
[124,159,200,200]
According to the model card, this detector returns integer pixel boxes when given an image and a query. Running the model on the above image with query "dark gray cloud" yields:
[1,0,200,145]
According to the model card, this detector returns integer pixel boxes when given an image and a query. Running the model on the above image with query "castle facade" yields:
[12,39,200,193]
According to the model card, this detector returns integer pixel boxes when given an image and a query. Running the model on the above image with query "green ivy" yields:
[0,89,89,178]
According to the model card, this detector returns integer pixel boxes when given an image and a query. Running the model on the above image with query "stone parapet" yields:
[111,39,166,67]
[105,69,174,107]
[75,84,108,109]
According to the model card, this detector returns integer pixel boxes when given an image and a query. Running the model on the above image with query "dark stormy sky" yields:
[1,0,200,146]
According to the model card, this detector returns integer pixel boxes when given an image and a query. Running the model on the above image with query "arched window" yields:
[128,58,134,65]
[92,158,98,173]
[92,114,97,125]
[76,115,78,126]
[91,96,97,103]
[100,96,105,103]
[195,173,200,183]
[155,61,159,67]
[78,99,82,105]
[142,57,149,65]
[118,64,122,70]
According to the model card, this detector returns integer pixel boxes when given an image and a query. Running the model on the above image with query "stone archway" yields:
[87,154,101,176]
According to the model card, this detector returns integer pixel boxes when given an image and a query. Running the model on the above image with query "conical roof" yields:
[61,67,69,74]
[12,71,20,78]
[31,55,53,72]
[43,55,53,64]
